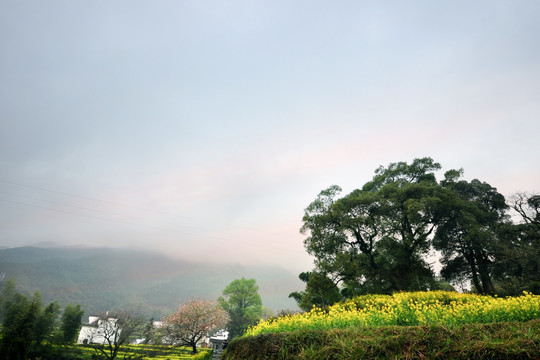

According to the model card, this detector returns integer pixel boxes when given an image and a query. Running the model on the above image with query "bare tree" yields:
[511,192,540,226]
[92,312,145,360]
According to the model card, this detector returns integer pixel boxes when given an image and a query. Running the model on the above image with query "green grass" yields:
[33,343,212,360]
[224,291,540,359]
[223,320,540,359]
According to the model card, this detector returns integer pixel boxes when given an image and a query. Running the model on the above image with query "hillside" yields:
[223,321,540,360]
[223,291,540,359]
[0,246,301,318]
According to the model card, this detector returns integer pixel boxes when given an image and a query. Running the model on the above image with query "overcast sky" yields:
[1,1,539,273]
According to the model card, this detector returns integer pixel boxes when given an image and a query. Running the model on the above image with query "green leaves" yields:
[434,177,508,294]
[289,272,342,312]
[218,278,263,339]
[0,280,63,360]
[298,158,448,305]
[60,303,84,344]
[297,155,538,303]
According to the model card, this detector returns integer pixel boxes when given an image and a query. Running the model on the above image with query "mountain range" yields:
[0,245,302,319]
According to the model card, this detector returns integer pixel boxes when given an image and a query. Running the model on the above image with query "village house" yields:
[77,315,119,345]
[209,330,229,359]
[78,315,219,348]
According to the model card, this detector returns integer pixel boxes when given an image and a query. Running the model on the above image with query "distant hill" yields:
[0,246,301,318]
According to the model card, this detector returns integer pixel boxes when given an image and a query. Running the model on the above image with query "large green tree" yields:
[296,157,540,305]
[434,172,508,294]
[60,303,84,344]
[300,158,448,305]
[218,278,262,339]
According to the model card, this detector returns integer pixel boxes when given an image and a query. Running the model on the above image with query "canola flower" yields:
[246,291,540,337]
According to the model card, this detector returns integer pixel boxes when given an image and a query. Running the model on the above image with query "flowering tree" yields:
[163,299,229,354]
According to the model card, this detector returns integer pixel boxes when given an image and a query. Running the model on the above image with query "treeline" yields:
[0,276,266,360]
[290,157,539,311]
[0,279,84,360]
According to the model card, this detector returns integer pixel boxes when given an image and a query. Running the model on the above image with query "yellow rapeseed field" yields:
[246,291,540,336]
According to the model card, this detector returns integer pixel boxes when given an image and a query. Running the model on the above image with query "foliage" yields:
[289,272,342,312]
[299,158,451,308]
[32,298,61,348]
[296,157,540,309]
[246,291,540,336]
[0,291,39,360]
[0,246,299,318]
[61,303,84,344]
[218,278,263,339]
[434,174,508,294]
[0,280,64,360]
[0,278,17,322]
[492,192,540,295]
[162,298,229,354]
[223,320,540,360]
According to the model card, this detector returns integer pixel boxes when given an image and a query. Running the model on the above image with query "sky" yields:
[1,1,539,274]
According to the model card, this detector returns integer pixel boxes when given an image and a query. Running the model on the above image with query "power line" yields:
[0,178,300,250]
[0,178,153,211]
[0,198,191,235]
[0,178,260,231]
[0,196,299,251]
[0,190,203,232]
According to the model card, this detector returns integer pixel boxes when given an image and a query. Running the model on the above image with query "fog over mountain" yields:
[1,1,539,275]
[0,245,301,318]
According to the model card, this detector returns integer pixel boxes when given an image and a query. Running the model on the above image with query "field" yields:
[246,291,540,335]
[223,291,540,359]
[36,344,212,360]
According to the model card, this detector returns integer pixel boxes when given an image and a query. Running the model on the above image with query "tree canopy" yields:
[218,278,263,339]
[289,271,342,311]
[293,157,540,309]
[0,279,84,360]
[301,158,446,296]
[60,303,84,344]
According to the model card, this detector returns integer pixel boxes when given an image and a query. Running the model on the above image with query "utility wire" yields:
[0,196,297,252]
[0,178,299,250]
[0,178,261,232]
[0,198,192,235]
[0,190,203,232]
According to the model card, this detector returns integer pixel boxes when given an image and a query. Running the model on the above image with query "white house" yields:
[209,330,229,350]
[77,315,120,345]
[78,315,215,348]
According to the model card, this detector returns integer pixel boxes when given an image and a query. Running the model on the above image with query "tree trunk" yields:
[479,270,495,294]
[477,252,495,294]
[467,253,484,294]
